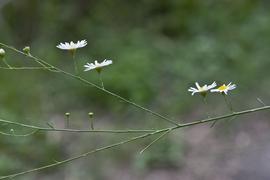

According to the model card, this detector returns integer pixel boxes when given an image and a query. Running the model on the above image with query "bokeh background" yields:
[0,0,270,179]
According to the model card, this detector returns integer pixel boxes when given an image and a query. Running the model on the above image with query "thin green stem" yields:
[211,94,234,127]
[139,129,172,154]
[0,130,38,137]
[0,130,164,180]
[65,116,70,129]
[89,117,94,130]
[223,94,233,112]
[0,42,179,126]
[257,98,266,106]
[73,58,79,75]
[2,58,12,68]
[90,119,94,130]
[28,54,55,71]
[202,96,210,118]
[1,105,269,179]
[99,73,105,89]
[0,66,57,70]
[71,50,79,75]
[0,118,155,133]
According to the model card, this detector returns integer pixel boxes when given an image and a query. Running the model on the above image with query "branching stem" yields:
[0,105,269,179]
[1,42,270,179]
[0,42,179,126]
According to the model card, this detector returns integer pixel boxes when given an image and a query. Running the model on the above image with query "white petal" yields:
[208,81,217,89]
[229,84,236,90]
[188,87,197,91]
[195,82,200,89]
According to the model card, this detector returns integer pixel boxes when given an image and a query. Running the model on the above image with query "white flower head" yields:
[0,48,5,58]
[84,59,113,73]
[211,82,236,95]
[56,40,87,51]
[188,82,217,97]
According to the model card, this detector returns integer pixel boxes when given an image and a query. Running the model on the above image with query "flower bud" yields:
[23,46,30,54]
[0,48,5,59]
[65,112,70,117]
[88,112,94,118]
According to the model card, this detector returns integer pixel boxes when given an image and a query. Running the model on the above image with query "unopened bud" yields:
[23,46,30,54]
[88,112,94,118]
[65,112,70,117]
[0,48,5,59]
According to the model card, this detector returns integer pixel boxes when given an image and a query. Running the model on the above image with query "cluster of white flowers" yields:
[188,82,236,96]
[56,40,236,95]
[56,40,113,72]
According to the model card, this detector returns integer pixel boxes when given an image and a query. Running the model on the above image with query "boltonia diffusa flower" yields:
[56,40,87,50]
[211,82,236,95]
[188,82,217,96]
[84,59,113,73]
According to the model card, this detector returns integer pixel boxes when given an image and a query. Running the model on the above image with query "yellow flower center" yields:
[218,84,227,91]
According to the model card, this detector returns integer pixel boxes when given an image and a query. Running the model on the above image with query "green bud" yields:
[0,48,5,59]
[65,112,70,117]
[23,46,30,54]
[88,112,94,118]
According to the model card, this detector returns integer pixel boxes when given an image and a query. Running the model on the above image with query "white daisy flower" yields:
[56,40,87,50]
[188,82,217,96]
[211,82,236,95]
[84,59,113,73]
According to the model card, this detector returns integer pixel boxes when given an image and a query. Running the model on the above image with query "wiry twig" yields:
[0,118,156,134]
[257,97,266,106]
[139,129,172,154]
[0,66,57,70]
[1,105,269,179]
[0,130,38,137]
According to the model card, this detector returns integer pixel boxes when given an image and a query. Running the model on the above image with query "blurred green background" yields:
[0,0,270,179]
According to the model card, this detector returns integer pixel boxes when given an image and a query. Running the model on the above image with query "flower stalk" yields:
[88,112,94,130]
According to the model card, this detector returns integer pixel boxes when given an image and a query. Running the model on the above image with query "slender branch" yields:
[2,58,12,68]
[98,73,105,89]
[0,129,165,180]
[1,105,269,179]
[223,94,234,112]
[3,104,268,135]
[0,42,179,126]
[0,130,38,137]
[60,71,179,126]
[257,98,266,106]
[0,66,57,70]
[0,118,156,133]
[139,129,172,154]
